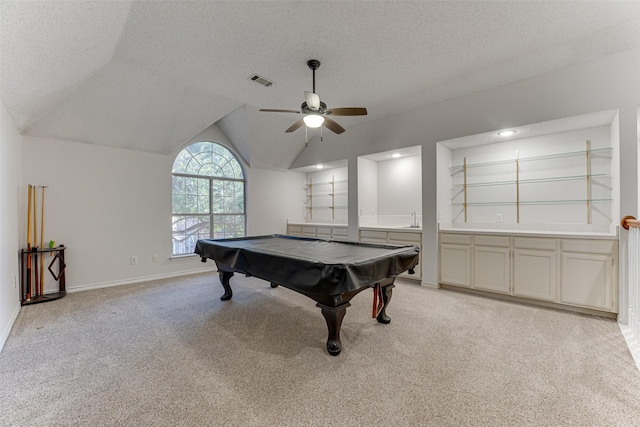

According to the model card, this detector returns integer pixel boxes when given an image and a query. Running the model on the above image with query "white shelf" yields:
[448,140,613,226]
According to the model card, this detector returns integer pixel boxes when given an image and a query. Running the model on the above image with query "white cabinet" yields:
[439,234,471,287]
[560,239,616,312]
[359,229,422,280]
[359,229,388,244]
[331,227,348,241]
[302,226,317,238]
[474,246,510,294]
[438,232,617,314]
[473,235,510,294]
[512,237,557,301]
[287,224,302,236]
[286,224,348,241]
[513,249,557,301]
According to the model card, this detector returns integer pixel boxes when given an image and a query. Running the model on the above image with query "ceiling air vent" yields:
[249,74,274,87]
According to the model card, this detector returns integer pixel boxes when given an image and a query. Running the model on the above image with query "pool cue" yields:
[32,186,38,297]
[39,186,47,295]
[26,185,32,301]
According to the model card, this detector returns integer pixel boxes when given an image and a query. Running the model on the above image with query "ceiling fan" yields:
[260,59,367,135]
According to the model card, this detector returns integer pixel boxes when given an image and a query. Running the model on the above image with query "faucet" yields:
[410,211,419,228]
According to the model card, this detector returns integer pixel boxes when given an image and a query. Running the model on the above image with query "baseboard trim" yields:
[440,284,618,319]
[66,267,217,294]
[0,301,21,354]
[619,324,640,372]
[420,281,439,289]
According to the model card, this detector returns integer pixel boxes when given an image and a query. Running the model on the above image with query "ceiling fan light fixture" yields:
[303,114,324,128]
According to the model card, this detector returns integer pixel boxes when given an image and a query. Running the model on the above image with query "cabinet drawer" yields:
[474,235,510,248]
[513,237,557,251]
[388,231,421,242]
[360,230,388,241]
[301,226,317,237]
[316,227,332,237]
[332,227,348,238]
[562,239,615,254]
[440,234,471,245]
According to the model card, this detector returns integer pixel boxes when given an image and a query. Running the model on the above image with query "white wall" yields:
[246,167,305,234]
[21,132,305,293]
[0,101,22,351]
[377,155,422,218]
[291,48,639,287]
[357,157,377,226]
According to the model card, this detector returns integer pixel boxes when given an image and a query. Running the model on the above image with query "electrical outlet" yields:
[152,255,158,263]
[130,256,138,265]
[13,274,17,289]
[496,213,503,223]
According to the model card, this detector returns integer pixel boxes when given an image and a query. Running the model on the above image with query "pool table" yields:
[195,234,420,355]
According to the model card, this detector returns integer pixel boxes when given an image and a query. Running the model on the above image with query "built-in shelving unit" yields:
[305,175,348,220]
[449,141,613,228]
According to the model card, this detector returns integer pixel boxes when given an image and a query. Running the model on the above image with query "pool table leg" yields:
[375,283,395,324]
[218,271,234,301]
[317,302,351,356]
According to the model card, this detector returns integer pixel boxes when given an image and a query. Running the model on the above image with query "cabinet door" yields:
[473,246,510,294]
[561,252,615,312]
[513,249,556,301]
[440,244,471,287]
[359,230,388,244]
[331,227,348,241]
[316,227,332,239]
[287,225,302,237]
[301,226,317,238]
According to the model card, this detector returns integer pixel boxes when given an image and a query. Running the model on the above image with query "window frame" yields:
[171,141,247,256]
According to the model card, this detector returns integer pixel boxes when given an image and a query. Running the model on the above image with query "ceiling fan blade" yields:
[325,107,368,116]
[322,117,345,134]
[285,118,305,133]
[260,109,302,114]
[305,91,320,110]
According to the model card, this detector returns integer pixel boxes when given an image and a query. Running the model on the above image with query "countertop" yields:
[439,227,618,240]
[287,222,422,232]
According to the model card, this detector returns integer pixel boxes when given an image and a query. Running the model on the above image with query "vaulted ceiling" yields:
[2,1,639,169]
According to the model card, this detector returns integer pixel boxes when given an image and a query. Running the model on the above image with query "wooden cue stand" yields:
[20,245,67,305]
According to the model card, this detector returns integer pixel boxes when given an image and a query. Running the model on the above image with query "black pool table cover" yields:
[194,234,420,295]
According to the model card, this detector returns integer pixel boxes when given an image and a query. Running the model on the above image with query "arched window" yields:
[172,141,246,255]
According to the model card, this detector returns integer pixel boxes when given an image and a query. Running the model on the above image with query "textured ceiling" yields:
[1,1,639,169]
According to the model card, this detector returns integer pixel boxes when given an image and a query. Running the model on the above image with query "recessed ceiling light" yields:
[315,164,324,169]
[498,130,516,137]
[390,153,402,158]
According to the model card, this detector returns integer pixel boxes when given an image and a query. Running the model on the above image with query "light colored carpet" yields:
[1,272,639,426]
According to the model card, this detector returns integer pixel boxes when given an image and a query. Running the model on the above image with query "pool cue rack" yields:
[20,245,67,306]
